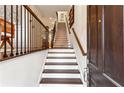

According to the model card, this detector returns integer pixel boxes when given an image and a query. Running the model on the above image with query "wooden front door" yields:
[87,5,124,87]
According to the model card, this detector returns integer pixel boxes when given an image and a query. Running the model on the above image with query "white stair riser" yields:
[42,73,80,78]
[44,65,78,69]
[47,54,76,57]
[48,49,74,52]
[53,45,70,47]
[46,59,77,63]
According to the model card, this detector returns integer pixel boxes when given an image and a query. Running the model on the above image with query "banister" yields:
[65,16,71,34]
[51,21,56,48]
[72,28,87,56]
[23,5,48,31]
[0,5,49,62]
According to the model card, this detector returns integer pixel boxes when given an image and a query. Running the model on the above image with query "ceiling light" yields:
[49,17,52,20]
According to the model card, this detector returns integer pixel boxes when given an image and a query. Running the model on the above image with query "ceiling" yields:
[34,5,71,18]
[32,5,71,30]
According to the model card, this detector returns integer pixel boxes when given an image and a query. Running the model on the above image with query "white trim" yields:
[37,50,48,84]
[103,73,122,87]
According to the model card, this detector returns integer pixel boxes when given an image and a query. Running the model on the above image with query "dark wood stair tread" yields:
[43,69,80,73]
[45,62,78,65]
[47,57,76,59]
[40,78,83,84]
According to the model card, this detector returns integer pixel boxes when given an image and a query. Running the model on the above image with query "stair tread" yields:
[40,78,83,84]
[45,62,78,65]
[43,69,80,73]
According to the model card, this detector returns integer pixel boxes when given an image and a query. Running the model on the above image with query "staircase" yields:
[40,23,83,86]
[53,23,71,48]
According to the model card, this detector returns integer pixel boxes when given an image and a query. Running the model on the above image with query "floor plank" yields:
[45,62,78,65]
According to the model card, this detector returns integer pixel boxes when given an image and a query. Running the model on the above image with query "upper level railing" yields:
[0,5,49,61]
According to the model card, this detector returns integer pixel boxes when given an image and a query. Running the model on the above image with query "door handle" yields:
[98,19,101,23]
[83,67,89,82]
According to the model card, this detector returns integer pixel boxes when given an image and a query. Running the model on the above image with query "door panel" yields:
[97,6,104,71]
[104,6,124,86]
[87,5,114,87]
[89,6,98,66]
[87,6,90,60]
[88,63,116,87]
[87,5,124,87]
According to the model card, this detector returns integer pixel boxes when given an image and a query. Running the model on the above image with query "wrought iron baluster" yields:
[24,8,26,53]
[10,5,14,56]
[27,11,29,53]
[16,5,19,55]
[32,17,34,51]
[3,5,8,57]
[20,5,23,54]
[30,15,32,52]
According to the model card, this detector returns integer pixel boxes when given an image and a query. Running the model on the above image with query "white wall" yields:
[69,5,87,86]
[73,5,87,52]
[0,50,47,87]
[29,6,43,21]
[41,17,56,30]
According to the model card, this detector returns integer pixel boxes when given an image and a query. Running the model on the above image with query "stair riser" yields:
[47,54,76,57]
[42,74,80,78]
[44,65,78,69]
[48,49,74,52]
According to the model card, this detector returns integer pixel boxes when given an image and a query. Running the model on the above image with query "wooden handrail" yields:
[23,5,48,31]
[72,28,87,56]
[51,21,56,48]
[65,16,71,34]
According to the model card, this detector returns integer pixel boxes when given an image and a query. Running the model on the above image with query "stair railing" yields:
[51,21,56,48]
[65,15,72,47]
[65,15,71,34]
[0,5,49,61]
